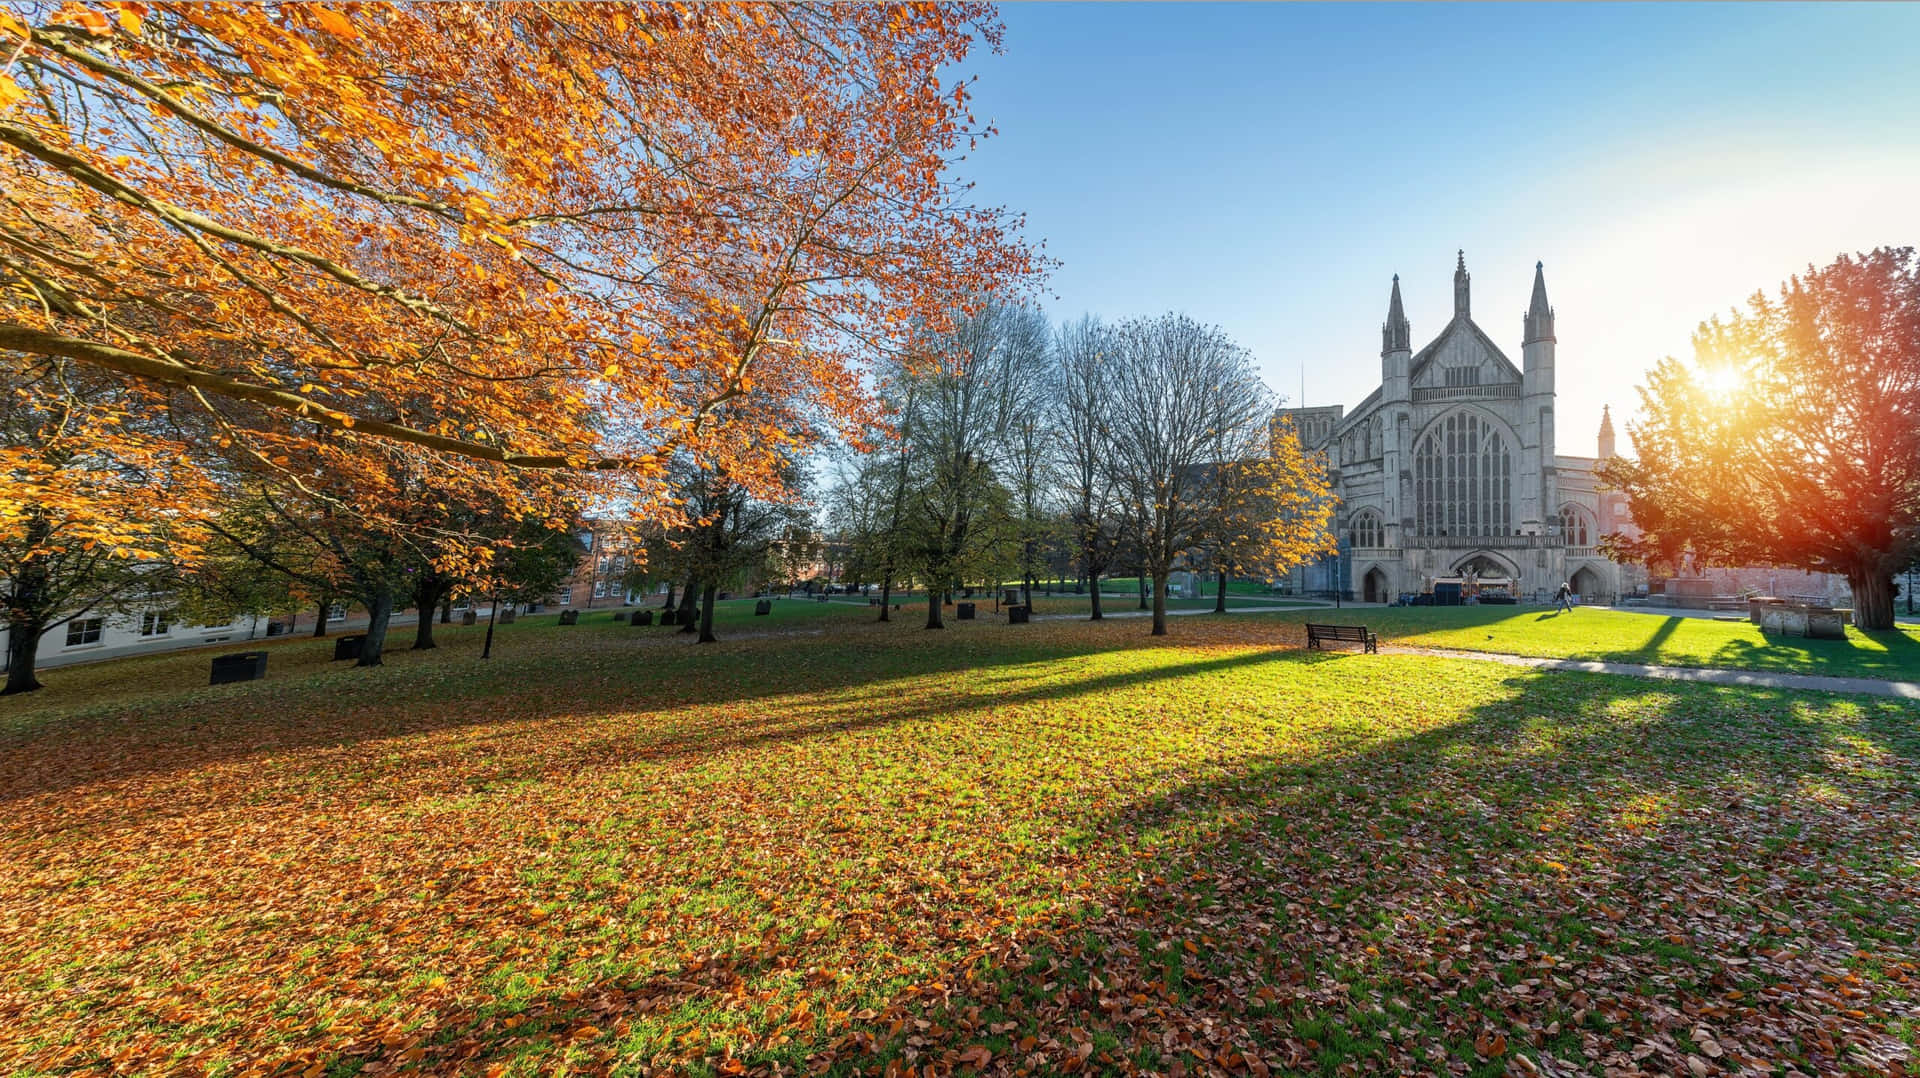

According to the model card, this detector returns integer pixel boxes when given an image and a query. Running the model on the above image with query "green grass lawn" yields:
[1235,605,1920,682]
[3,614,1917,1075]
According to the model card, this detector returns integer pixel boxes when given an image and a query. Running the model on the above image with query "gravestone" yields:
[461,609,477,626]
[632,610,654,626]
[210,651,267,685]
[557,610,578,626]
[498,607,516,624]
[754,600,772,616]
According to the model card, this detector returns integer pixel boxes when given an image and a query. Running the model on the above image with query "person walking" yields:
[1554,580,1574,613]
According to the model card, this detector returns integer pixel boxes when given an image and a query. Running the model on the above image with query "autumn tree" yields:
[1601,248,1920,630]
[0,354,212,693]
[1196,420,1338,612]
[1101,314,1274,636]
[1,3,1041,546]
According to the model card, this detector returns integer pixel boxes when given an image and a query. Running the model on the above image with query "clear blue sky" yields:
[955,2,1920,456]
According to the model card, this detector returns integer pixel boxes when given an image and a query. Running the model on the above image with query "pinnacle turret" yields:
[1524,260,1555,344]
[1381,274,1410,355]
[1597,404,1616,459]
[1453,250,1471,319]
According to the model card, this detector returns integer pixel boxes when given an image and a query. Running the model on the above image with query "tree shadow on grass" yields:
[0,619,1310,809]
[673,666,1920,1078]
[1708,623,1920,682]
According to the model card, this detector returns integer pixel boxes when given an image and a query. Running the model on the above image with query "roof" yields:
[1408,315,1522,386]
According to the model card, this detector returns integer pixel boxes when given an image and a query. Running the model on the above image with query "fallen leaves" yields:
[0,614,1917,1075]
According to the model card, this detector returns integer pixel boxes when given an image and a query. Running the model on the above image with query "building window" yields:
[65,617,104,647]
[326,604,346,622]
[139,610,173,637]
[556,587,574,606]
[1558,505,1592,546]
[1415,410,1513,538]
[1349,510,1384,549]
[593,580,608,599]
[1444,366,1482,388]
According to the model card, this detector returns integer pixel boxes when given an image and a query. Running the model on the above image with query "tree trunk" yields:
[1849,566,1897,631]
[1089,576,1104,621]
[925,583,945,629]
[878,571,893,622]
[661,581,677,613]
[3,619,45,695]
[698,583,719,643]
[679,578,700,633]
[1151,571,1169,636]
[413,581,448,650]
[1215,569,1229,614]
[357,590,394,667]
[439,599,453,625]
[1137,572,1148,611]
[312,595,332,637]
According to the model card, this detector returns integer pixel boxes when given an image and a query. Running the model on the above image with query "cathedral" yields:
[1276,252,1628,603]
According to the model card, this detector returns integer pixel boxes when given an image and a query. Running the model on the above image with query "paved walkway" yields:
[1390,645,1920,700]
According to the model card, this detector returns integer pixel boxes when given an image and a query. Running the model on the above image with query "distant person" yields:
[1555,581,1574,613]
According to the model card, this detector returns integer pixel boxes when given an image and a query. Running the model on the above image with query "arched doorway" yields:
[1452,553,1515,580]
[1571,566,1605,603]
[1363,568,1388,604]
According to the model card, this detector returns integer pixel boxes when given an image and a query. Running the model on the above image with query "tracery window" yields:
[1349,509,1384,549]
[1558,505,1592,546]
[1414,411,1512,538]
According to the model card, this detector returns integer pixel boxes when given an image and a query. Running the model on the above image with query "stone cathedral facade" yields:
[1276,252,1628,603]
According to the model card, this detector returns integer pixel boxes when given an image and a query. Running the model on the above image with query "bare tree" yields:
[903,299,1051,629]
[1053,316,1126,620]
[1102,314,1272,635]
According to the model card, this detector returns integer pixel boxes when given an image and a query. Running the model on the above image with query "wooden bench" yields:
[1305,622,1377,653]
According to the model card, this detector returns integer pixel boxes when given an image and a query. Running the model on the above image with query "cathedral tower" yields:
[1597,404,1616,460]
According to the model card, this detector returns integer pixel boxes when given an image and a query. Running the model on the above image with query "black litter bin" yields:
[956,602,976,620]
[332,634,365,661]
[1007,604,1030,624]
[210,651,267,684]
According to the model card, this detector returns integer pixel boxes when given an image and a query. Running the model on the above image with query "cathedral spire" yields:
[1524,259,1555,344]
[1597,404,1616,460]
[1452,249,1470,320]
[1381,273,1410,355]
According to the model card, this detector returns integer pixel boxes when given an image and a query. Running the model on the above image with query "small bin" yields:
[210,651,267,685]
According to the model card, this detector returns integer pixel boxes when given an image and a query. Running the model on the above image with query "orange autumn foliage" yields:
[0,2,1041,540]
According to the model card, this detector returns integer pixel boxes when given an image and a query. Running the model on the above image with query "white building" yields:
[1277,252,1628,603]
[1,604,271,673]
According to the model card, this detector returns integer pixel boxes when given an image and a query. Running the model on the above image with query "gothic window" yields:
[1558,505,1593,546]
[1414,411,1513,538]
[1444,366,1481,388]
[1349,509,1384,549]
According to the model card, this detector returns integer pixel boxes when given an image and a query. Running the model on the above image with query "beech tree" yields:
[1,3,1041,541]
[1602,248,1920,630]
[1,354,211,693]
